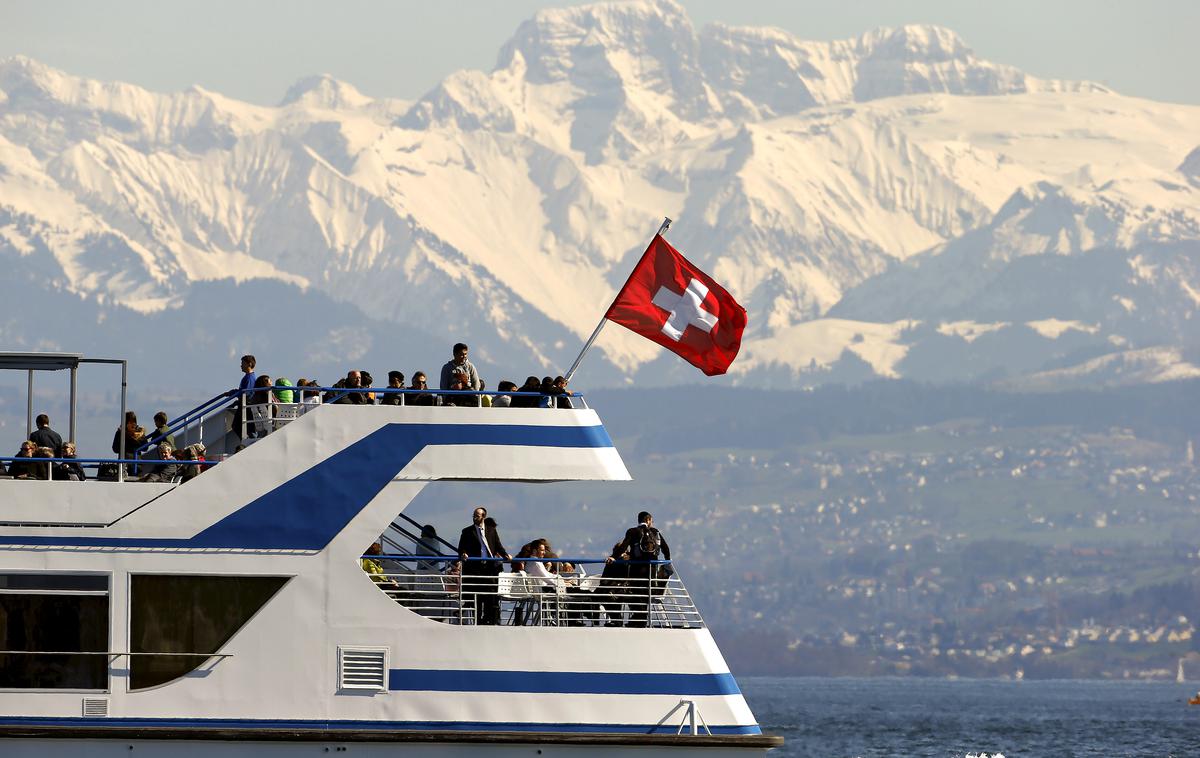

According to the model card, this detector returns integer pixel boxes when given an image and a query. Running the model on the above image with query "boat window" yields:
[129,575,288,691]
[0,573,109,690]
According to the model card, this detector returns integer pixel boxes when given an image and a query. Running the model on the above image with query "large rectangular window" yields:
[0,573,109,690]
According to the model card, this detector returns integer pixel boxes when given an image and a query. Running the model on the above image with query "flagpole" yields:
[563,216,672,383]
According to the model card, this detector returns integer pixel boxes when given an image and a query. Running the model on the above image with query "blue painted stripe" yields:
[0,423,613,551]
[0,716,760,735]
[388,669,741,696]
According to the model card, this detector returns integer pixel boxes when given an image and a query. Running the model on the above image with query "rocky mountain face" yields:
[0,0,1197,391]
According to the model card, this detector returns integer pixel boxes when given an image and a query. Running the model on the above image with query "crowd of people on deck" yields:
[232,344,579,439]
[361,509,673,628]
[0,410,207,483]
[1,342,582,482]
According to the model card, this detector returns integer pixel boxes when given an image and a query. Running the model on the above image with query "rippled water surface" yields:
[739,677,1200,757]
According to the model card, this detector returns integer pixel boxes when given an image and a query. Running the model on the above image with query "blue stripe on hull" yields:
[0,716,761,735]
[0,423,613,551]
[388,669,741,696]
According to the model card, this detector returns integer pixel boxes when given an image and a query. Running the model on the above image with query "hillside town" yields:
[647,422,1200,679]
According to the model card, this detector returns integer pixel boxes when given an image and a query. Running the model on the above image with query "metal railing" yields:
[362,555,703,629]
[1,384,590,484]
[137,389,240,455]
[0,456,216,483]
[235,385,588,440]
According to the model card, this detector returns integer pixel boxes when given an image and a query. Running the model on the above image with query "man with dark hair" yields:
[30,414,63,452]
[608,511,672,628]
[360,370,376,404]
[231,355,256,439]
[380,371,406,406]
[409,372,435,406]
[493,380,517,408]
[511,376,542,408]
[152,411,175,449]
[457,506,510,625]
[551,375,574,409]
[440,343,481,393]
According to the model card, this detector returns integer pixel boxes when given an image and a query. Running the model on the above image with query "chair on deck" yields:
[273,403,303,430]
[499,571,541,626]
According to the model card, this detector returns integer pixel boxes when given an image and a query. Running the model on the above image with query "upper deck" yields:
[0,388,629,549]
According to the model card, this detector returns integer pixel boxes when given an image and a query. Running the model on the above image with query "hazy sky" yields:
[3,0,1198,106]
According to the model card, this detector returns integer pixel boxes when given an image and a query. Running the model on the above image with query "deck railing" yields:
[231,386,588,448]
[362,555,702,630]
[1,385,590,483]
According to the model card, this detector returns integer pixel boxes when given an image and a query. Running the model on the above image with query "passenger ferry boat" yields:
[0,353,780,755]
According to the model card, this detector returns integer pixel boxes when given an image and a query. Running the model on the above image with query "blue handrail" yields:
[0,456,217,467]
[103,382,585,462]
[369,554,671,565]
[138,390,240,454]
[245,386,584,399]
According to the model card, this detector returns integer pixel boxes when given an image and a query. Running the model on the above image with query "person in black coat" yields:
[380,371,405,406]
[112,411,146,476]
[30,414,63,452]
[408,372,435,406]
[608,511,672,628]
[58,441,86,481]
[510,376,542,409]
[598,542,630,627]
[456,507,510,625]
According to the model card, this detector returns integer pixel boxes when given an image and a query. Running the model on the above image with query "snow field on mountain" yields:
[1,0,1198,387]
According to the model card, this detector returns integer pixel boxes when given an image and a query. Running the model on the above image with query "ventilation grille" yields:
[82,698,109,717]
[338,647,388,691]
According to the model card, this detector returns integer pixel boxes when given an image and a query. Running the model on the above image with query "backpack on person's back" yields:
[629,524,661,562]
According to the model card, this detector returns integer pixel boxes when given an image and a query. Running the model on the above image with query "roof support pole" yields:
[69,366,78,443]
[118,360,127,483]
[26,369,33,441]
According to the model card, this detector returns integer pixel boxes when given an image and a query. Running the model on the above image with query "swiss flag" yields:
[605,235,747,376]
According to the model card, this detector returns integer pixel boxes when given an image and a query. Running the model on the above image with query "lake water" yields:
[739,677,1199,757]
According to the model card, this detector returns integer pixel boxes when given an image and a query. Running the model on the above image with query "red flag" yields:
[605,235,747,376]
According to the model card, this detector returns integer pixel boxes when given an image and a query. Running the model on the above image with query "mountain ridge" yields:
[0,0,1197,389]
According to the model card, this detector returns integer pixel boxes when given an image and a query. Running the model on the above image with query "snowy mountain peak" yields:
[280,74,371,110]
[0,54,90,105]
[861,24,972,62]
[497,0,695,85]
[851,23,1028,101]
[0,4,1196,390]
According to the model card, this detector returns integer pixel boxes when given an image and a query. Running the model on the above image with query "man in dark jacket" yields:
[457,506,510,625]
[30,414,63,452]
[379,371,405,406]
[333,370,370,404]
[608,511,672,628]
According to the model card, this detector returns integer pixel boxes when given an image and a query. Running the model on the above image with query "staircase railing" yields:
[392,512,459,553]
[137,389,240,455]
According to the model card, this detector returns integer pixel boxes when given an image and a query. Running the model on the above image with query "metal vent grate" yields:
[338,646,388,692]
[82,698,109,717]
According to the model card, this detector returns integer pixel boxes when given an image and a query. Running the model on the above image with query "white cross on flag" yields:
[604,234,747,376]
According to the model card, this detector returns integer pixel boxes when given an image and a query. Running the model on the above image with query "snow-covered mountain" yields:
[0,0,1197,391]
